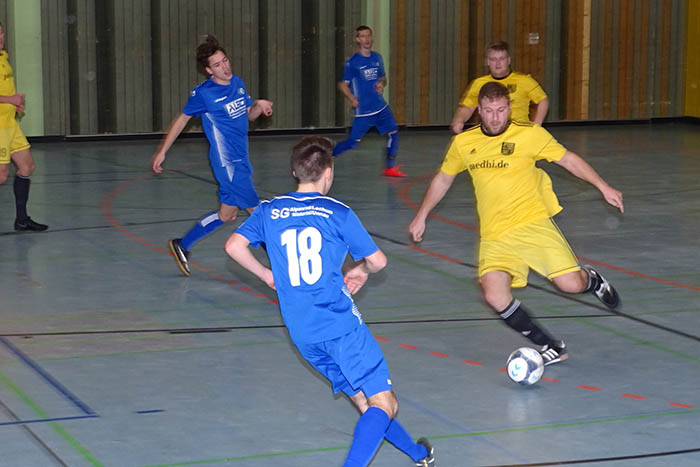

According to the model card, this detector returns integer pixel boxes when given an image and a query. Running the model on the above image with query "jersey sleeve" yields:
[234,207,266,248]
[531,125,566,162]
[183,87,207,116]
[459,79,481,108]
[237,77,254,109]
[439,137,468,175]
[342,59,353,83]
[341,209,379,261]
[377,53,386,79]
[524,74,548,104]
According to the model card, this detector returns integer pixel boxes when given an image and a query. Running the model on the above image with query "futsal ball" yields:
[506,347,544,385]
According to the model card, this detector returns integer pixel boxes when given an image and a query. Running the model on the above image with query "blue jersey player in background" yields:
[151,35,273,276]
[335,26,406,178]
[225,137,435,467]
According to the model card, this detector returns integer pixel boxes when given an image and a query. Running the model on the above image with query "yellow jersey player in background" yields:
[410,82,624,366]
[451,41,549,133]
[0,21,47,231]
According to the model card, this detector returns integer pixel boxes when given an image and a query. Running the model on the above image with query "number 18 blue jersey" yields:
[235,192,379,344]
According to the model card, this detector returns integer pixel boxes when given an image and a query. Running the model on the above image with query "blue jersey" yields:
[235,192,379,344]
[342,52,388,116]
[183,75,254,173]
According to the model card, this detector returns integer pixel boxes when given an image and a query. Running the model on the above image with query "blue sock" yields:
[333,138,359,157]
[181,211,225,251]
[384,419,427,462]
[386,132,399,168]
[343,407,391,467]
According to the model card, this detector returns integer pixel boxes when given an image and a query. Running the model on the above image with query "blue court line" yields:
[0,414,99,427]
[0,336,96,415]
[135,409,165,414]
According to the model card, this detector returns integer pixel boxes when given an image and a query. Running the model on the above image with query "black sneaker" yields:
[540,340,568,366]
[14,217,48,232]
[415,438,435,467]
[583,265,620,309]
[168,239,190,276]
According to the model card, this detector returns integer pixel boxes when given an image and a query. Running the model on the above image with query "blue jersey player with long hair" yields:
[225,136,435,467]
[335,26,406,177]
[151,35,273,276]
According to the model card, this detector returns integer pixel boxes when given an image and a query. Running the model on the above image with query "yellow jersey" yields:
[0,51,18,127]
[440,120,566,240]
[459,72,547,122]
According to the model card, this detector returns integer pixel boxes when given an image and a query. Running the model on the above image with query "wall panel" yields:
[41,0,69,135]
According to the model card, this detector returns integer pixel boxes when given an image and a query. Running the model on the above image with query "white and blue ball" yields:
[506,347,544,385]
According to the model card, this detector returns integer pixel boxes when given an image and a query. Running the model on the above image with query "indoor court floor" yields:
[1,122,699,466]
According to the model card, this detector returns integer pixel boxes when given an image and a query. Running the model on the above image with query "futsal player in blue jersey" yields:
[335,26,406,177]
[151,35,273,276]
[225,136,435,467]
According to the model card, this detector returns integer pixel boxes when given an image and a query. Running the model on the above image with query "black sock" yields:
[13,175,30,221]
[499,299,554,346]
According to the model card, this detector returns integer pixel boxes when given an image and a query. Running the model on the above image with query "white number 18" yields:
[280,227,323,286]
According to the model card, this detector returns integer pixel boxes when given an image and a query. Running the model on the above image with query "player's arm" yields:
[0,93,24,107]
[248,99,274,121]
[343,250,387,295]
[375,76,387,94]
[450,105,476,134]
[408,171,457,241]
[151,112,192,173]
[554,150,624,213]
[532,97,549,125]
[337,81,359,108]
[225,233,276,290]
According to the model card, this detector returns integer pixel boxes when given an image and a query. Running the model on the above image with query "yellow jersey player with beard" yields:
[410,82,624,367]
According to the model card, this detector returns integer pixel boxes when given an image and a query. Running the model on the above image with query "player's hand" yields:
[7,93,24,107]
[450,120,464,134]
[349,96,359,108]
[344,264,369,294]
[601,185,624,213]
[408,217,426,242]
[151,152,165,174]
[257,99,274,117]
[375,82,384,94]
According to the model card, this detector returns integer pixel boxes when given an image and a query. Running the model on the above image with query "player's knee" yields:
[15,160,35,177]
[483,289,511,312]
[552,269,588,293]
[219,212,237,223]
[369,391,398,419]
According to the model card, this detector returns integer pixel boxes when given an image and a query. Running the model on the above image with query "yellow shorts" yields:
[478,217,581,288]
[0,121,30,164]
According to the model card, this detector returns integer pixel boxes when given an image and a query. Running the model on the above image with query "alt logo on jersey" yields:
[363,67,379,81]
[226,97,247,118]
[501,142,515,155]
[507,84,517,93]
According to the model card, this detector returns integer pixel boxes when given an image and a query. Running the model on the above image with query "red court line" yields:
[463,360,484,366]
[669,402,696,408]
[400,344,420,349]
[398,174,699,291]
[621,393,648,400]
[430,352,450,358]
[578,385,603,391]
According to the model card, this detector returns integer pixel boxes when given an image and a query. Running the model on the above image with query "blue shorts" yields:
[211,163,260,209]
[349,106,399,140]
[295,324,393,398]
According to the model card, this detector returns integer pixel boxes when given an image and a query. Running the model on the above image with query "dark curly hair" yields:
[196,35,227,72]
